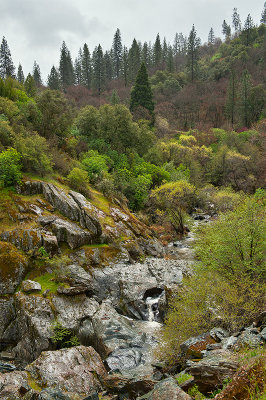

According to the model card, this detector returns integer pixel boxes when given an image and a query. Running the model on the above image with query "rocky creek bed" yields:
[0,181,265,399]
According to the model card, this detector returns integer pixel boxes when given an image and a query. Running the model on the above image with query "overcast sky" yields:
[0,0,264,81]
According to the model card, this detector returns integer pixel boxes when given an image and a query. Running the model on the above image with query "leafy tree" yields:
[130,62,154,121]
[47,66,60,90]
[36,89,74,140]
[92,44,105,95]
[208,28,215,45]
[0,148,22,187]
[0,37,15,79]
[33,61,42,86]
[187,25,200,82]
[112,28,123,79]
[24,73,37,97]
[17,64,24,84]
[150,180,196,234]
[81,43,92,89]
[75,105,99,141]
[59,41,74,89]
[67,167,90,194]
[82,150,109,182]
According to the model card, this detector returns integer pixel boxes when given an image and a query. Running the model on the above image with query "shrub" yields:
[67,167,90,196]
[0,148,22,187]
[51,321,80,349]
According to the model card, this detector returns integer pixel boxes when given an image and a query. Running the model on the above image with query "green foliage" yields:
[0,120,14,147]
[67,167,89,193]
[82,150,109,183]
[176,372,193,385]
[0,148,22,187]
[130,62,154,121]
[188,385,205,399]
[195,197,265,279]
[51,321,80,349]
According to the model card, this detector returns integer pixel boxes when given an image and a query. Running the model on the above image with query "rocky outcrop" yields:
[137,377,192,400]
[0,370,29,398]
[186,349,239,394]
[0,297,17,351]
[26,346,107,399]
[13,292,55,363]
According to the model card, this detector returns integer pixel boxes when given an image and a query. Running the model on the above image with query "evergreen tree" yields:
[261,2,266,24]
[141,42,149,66]
[222,20,231,40]
[162,37,168,68]
[24,73,37,97]
[104,50,113,81]
[17,63,25,84]
[187,25,200,83]
[239,69,252,127]
[122,46,129,87]
[232,8,241,33]
[59,41,74,89]
[153,33,162,68]
[208,28,215,45]
[74,49,82,85]
[128,39,141,83]
[225,69,238,126]
[243,14,254,45]
[33,61,42,86]
[81,43,92,90]
[130,62,154,119]
[92,44,105,95]
[166,46,174,72]
[47,65,60,90]
[0,37,15,79]
[110,89,120,105]
[112,28,123,79]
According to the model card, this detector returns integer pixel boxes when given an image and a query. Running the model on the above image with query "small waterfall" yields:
[144,290,164,322]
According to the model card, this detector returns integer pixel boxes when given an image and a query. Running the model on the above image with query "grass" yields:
[34,273,60,294]
[176,372,193,385]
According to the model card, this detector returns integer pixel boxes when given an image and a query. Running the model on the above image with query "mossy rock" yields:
[0,241,28,294]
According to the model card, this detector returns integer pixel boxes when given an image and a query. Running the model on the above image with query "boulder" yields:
[13,292,54,363]
[0,297,17,350]
[103,373,156,398]
[23,388,72,400]
[21,280,42,293]
[0,370,29,398]
[26,346,107,399]
[62,264,94,289]
[50,218,93,249]
[186,349,239,394]
[137,377,191,400]
[232,326,264,349]
[180,332,217,360]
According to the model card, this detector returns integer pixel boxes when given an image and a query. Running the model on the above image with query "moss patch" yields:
[0,241,27,280]
[34,273,60,294]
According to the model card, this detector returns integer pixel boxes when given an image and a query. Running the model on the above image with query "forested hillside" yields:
[0,3,265,400]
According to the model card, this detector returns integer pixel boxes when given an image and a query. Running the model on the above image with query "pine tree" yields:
[74,49,82,85]
[232,8,241,33]
[17,64,25,84]
[243,14,254,45]
[130,62,154,119]
[92,44,105,95]
[47,66,60,90]
[81,44,92,90]
[153,33,162,68]
[239,69,252,127]
[225,69,238,126]
[128,39,141,83]
[122,46,129,87]
[222,20,231,40]
[112,28,123,79]
[33,61,42,86]
[162,37,168,68]
[187,25,201,83]
[261,2,266,24]
[166,46,174,72]
[0,37,15,79]
[59,41,74,89]
[110,90,120,105]
[208,28,215,45]
[24,73,36,97]
[104,50,113,81]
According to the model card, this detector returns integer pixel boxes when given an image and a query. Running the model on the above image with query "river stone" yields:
[13,292,54,363]
[137,377,192,400]
[26,346,107,398]
[21,280,42,293]
[186,349,239,394]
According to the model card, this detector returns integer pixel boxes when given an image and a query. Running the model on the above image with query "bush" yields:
[51,321,80,349]
[67,167,90,196]
[0,148,22,187]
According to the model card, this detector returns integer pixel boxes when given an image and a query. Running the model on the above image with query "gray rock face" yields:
[137,377,192,400]
[21,280,42,293]
[0,370,29,398]
[0,228,42,252]
[232,326,265,349]
[13,292,54,363]
[50,218,93,249]
[180,332,217,360]
[0,297,17,350]
[186,349,239,394]
[90,257,189,320]
[26,346,107,399]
